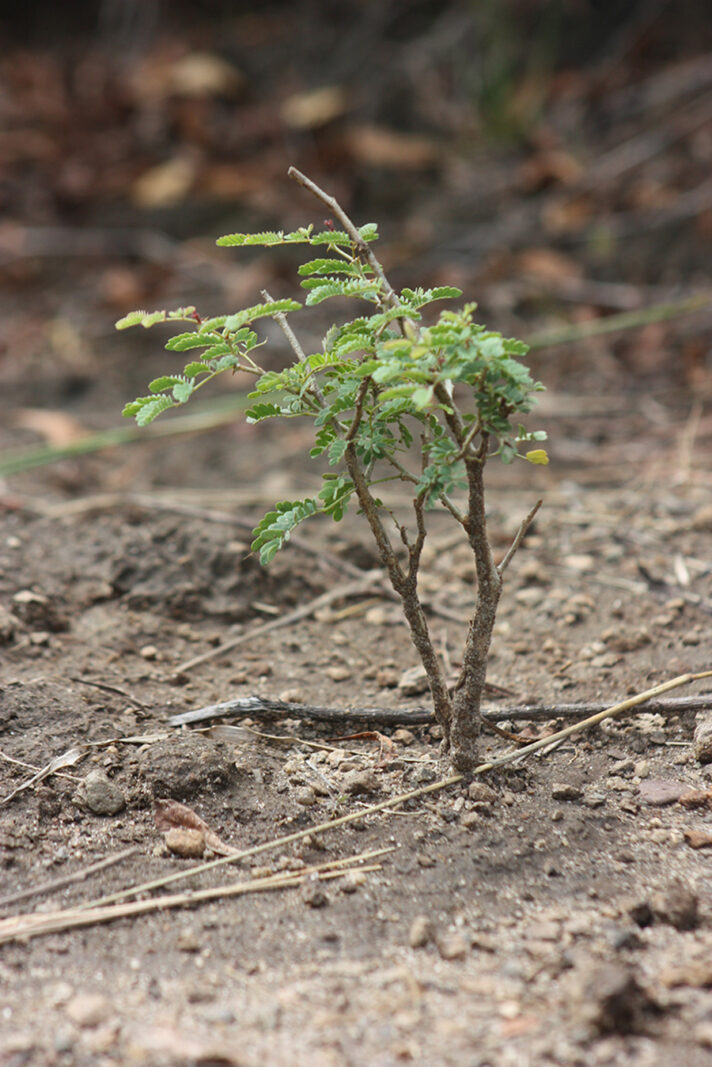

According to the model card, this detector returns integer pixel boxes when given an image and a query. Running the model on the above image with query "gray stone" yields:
[74,770,125,816]
[693,718,712,764]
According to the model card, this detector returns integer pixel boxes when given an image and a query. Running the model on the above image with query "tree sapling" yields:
[118,167,547,774]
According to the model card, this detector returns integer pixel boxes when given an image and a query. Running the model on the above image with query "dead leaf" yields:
[516,248,583,283]
[132,156,197,209]
[343,124,439,169]
[13,408,86,447]
[169,53,245,98]
[281,86,348,129]
[154,798,236,855]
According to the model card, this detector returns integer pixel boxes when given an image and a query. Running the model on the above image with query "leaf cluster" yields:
[119,220,546,560]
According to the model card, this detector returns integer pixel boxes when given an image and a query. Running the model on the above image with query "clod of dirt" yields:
[693,719,712,764]
[574,962,657,1035]
[341,769,381,795]
[551,782,583,801]
[301,874,328,908]
[409,915,434,948]
[73,769,126,816]
[138,735,239,800]
[467,782,497,803]
[650,881,699,930]
[165,827,206,858]
[0,604,19,644]
[12,589,69,632]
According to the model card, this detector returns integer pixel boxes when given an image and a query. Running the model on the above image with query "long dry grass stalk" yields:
[0,848,391,945]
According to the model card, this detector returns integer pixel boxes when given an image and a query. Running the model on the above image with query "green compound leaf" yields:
[165,333,216,351]
[251,498,319,564]
[223,300,302,331]
[298,259,364,277]
[245,402,288,423]
[122,395,177,425]
[115,310,168,330]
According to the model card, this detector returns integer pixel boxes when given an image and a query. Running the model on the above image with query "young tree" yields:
[119,168,546,774]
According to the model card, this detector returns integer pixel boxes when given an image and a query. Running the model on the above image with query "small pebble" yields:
[176,927,201,952]
[301,875,329,908]
[139,644,158,660]
[65,993,111,1028]
[437,932,469,961]
[693,718,712,764]
[409,915,434,948]
[295,786,317,806]
[551,782,582,801]
[165,828,206,858]
[341,769,380,795]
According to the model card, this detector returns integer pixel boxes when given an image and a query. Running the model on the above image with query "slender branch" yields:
[288,167,400,310]
[497,499,543,577]
[262,288,307,363]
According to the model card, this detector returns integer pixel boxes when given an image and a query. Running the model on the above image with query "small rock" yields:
[341,769,380,795]
[139,644,158,660]
[678,788,712,809]
[467,782,497,804]
[437,932,469,961]
[398,664,430,695]
[694,1022,712,1048]
[376,667,399,688]
[681,630,701,646]
[650,881,698,930]
[301,875,328,908]
[295,786,317,806]
[693,719,712,764]
[660,961,712,988]
[409,915,434,948]
[165,827,206,858]
[65,993,112,1028]
[416,853,436,868]
[392,728,415,746]
[74,770,125,816]
[325,665,352,682]
[176,927,201,952]
[461,812,480,829]
[0,604,18,644]
[638,778,688,805]
[575,963,655,1035]
[551,782,583,801]
[410,763,437,785]
[341,870,366,893]
[633,760,650,779]
[684,828,712,849]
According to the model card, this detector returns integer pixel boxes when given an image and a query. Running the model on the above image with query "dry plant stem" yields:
[168,690,712,729]
[0,847,138,910]
[0,850,390,946]
[288,167,398,308]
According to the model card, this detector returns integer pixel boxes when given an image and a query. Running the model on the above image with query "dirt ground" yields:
[2,4,712,1065]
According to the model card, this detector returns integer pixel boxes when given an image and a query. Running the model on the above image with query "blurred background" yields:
[1,0,711,494]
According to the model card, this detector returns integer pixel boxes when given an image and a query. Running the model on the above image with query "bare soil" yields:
[2,4,712,1064]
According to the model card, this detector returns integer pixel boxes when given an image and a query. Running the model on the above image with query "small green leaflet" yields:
[251,498,319,564]
[217,224,378,249]
[115,307,198,330]
[223,300,301,331]
[122,395,177,426]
